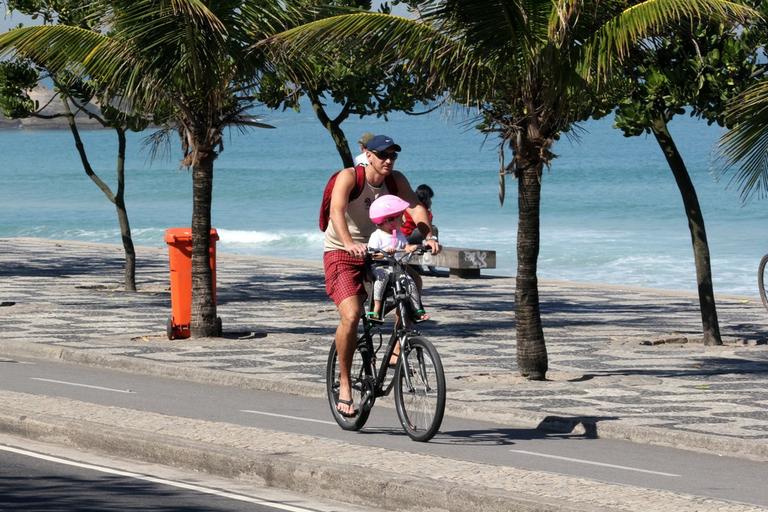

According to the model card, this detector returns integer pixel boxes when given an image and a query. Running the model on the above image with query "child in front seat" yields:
[366,195,429,323]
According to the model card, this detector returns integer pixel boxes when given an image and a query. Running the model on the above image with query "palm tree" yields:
[0,0,296,336]
[274,0,751,379]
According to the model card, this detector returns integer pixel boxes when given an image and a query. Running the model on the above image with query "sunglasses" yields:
[373,151,398,161]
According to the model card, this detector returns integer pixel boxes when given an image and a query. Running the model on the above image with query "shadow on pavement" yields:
[358,415,621,446]
[432,417,618,445]
[0,474,237,512]
[574,357,768,380]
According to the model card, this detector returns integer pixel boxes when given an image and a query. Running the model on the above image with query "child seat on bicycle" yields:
[367,195,429,323]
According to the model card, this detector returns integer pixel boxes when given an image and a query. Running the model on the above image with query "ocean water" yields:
[1,106,766,298]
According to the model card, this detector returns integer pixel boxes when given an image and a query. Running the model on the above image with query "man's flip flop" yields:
[336,398,358,418]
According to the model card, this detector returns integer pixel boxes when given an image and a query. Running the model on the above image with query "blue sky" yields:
[0,9,33,32]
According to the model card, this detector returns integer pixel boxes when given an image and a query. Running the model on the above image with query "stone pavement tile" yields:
[2,237,768,457]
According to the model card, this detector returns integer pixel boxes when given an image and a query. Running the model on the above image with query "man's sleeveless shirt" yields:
[323,178,390,252]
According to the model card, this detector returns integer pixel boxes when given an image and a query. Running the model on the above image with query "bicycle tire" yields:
[759,254,768,312]
[394,336,446,442]
[326,339,372,431]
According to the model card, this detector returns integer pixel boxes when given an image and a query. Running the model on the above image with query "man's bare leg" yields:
[335,294,363,416]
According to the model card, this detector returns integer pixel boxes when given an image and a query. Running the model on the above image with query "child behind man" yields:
[366,195,429,322]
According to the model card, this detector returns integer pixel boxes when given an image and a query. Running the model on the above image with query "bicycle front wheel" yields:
[394,336,446,442]
[759,254,768,312]
[326,339,372,431]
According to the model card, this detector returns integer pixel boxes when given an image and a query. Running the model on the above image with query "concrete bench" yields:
[412,246,496,278]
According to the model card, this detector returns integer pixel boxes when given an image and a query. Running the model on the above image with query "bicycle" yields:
[759,254,768,311]
[326,248,446,442]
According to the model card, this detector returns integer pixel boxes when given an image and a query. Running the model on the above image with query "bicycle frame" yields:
[327,247,445,441]
[358,250,423,406]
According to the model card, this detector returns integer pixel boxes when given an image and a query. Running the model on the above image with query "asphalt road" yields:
[0,442,352,512]
[1,357,765,508]
[0,434,382,512]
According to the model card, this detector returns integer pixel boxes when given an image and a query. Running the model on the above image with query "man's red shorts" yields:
[323,250,366,305]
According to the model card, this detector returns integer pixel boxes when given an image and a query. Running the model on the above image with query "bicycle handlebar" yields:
[366,246,428,265]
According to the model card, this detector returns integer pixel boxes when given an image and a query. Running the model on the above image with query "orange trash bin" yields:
[164,227,220,339]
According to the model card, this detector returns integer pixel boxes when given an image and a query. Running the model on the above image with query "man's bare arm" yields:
[392,171,440,254]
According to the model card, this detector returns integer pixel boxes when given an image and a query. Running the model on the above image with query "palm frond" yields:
[0,25,121,72]
[717,79,768,200]
[238,1,305,37]
[169,0,226,30]
[0,25,146,108]
[0,3,231,116]
[108,0,229,91]
[269,12,494,104]
[427,0,545,52]
[108,0,226,34]
[582,0,755,80]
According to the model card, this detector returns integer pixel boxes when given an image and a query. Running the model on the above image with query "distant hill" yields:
[0,85,104,129]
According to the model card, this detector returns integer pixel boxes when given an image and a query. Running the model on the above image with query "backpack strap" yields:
[384,173,398,196]
[349,164,367,201]
[350,165,399,200]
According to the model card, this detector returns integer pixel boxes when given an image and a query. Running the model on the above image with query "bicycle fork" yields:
[398,337,432,394]
[356,340,377,412]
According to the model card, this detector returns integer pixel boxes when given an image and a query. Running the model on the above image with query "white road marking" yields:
[241,409,336,426]
[509,450,680,477]
[30,378,135,394]
[0,444,320,512]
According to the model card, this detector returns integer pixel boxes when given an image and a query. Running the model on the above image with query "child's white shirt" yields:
[368,228,408,252]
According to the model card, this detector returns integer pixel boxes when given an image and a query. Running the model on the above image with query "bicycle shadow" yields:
[432,415,618,445]
[358,415,617,445]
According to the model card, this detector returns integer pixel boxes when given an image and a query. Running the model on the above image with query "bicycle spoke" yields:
[395,337,445,441]
[326,338,373,431]
[416,349,432,392]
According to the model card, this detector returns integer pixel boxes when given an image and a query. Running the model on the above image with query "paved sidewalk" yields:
[1,237,768,511]
[2,237,768,457]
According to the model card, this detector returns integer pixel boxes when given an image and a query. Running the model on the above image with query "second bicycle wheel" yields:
[394,336,446,442]
[759,254,768,312]
[326,339,373,431]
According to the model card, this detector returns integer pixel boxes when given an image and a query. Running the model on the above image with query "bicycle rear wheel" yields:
[326,339,373,431]
[759,254,768,312]
[394,336,446,442]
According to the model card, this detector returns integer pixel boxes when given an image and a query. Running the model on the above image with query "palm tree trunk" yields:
[190,143,219,337]
[651,117,722,346]
[308,91,353,168]
[114,127,136,292]
[514,139,548,380]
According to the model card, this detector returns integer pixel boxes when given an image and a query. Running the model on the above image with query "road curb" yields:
[0,340,325,398]
[2,339,766,462]
[0,404,578,512]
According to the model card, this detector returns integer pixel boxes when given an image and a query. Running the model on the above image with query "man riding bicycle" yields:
[322,134,440,418]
